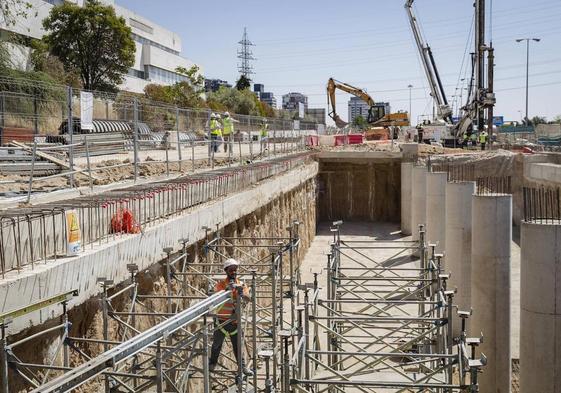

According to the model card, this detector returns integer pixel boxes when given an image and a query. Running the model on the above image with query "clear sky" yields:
[116,0,561,124]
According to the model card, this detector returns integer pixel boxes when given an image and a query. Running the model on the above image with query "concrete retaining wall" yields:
[0,162,319,335]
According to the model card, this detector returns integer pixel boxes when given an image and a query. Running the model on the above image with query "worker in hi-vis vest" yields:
[260,120,269,154]
[479,130,488,151]
[222,112,237,153]
[209,113,222,153]
[209,258,253,376]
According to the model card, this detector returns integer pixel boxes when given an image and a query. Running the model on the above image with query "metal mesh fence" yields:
[0,76,320,195]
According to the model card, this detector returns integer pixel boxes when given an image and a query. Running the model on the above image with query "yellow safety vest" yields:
[223,117,233,135]
[260,124,268,137]
[210,119,221,136]
[479,133,487,143]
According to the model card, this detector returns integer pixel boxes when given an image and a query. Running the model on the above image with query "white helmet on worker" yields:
[224,111,230,117]
[223,258,239,270]
[211,113,216,119]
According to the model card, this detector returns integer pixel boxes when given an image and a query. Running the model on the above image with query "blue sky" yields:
[117,0,561,123]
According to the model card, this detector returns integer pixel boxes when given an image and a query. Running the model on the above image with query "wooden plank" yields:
[9,141,102,181]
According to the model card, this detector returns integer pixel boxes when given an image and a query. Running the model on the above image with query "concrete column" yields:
[425,172,447,254]
[401,162,413,235]
[411,166,427,242]
[400,143,419,162]
[520,221,561,393]
[471,194,512,393]
[445,181,476,337]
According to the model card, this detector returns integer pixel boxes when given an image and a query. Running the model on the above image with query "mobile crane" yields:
[326,78,409,136]
[405,0,495,145]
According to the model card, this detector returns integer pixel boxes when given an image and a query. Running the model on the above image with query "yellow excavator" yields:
[327,78,410,139]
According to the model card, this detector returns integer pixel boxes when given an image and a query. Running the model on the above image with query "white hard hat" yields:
[216,114,222,119]
[224,111,230,117]
[223,258,239,270]
[211,113,216,119]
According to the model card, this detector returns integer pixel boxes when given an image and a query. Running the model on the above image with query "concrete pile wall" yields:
[6,176,317,392]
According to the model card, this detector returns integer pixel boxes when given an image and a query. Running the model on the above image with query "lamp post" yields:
[407,84,413,126]
[516,38,540,126]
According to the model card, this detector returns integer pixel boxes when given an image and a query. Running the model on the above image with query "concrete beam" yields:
[0,162,319,335]
[471,194,512,393]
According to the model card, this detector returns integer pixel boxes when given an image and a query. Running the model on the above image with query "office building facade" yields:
[282,92,308,111]
[0,0,201,93]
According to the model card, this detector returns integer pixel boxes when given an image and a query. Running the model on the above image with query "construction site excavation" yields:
[1,0,561,392]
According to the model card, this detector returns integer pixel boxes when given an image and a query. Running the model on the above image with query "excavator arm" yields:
[327,78,379,128]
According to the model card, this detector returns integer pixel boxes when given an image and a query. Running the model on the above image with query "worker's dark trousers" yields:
[481,143,486,150]
[209,321,242,367]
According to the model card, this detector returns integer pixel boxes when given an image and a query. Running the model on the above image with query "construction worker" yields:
[462,133,468,149]
[260,120,269,154]
[209,258,253,376]
[470,132,478,148]
[479,129,488,150]
[222,112,236,153]
[209,113,222,153]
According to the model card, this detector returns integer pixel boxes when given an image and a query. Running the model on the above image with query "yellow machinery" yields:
[326,78,409,137]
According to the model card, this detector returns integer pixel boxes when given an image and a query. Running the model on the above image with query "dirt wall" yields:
[317,160,401,223]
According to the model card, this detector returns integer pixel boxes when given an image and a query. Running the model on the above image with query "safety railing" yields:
[0,152,313,277]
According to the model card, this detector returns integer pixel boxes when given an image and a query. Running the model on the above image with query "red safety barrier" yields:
[305,135,319,146]
[334,134,364,146]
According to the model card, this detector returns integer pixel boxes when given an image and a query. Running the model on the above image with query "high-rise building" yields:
[260,92,277,109]
[306,108,326,125]
[204,79,231,92]
[282,92,308,111]
[253,84,276,109]
[0,0,202,94]
[348,97,391,124]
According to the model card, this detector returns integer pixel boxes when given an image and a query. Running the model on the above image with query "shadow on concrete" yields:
[316,221,405,241]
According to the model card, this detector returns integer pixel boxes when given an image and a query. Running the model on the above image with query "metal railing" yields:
[0,152,313,277]
[0,76,321,193]
[2,222,302,393]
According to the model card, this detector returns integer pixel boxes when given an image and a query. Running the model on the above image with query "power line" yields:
[237,27,256,79]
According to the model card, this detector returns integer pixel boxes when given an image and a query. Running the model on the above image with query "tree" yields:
[42,0,135,91]
[29,40,81,87]
[207,86,261,115]
[530,116,547,126]
[353,115,367,129]
[143,65,205,108]
[235,75,251,91]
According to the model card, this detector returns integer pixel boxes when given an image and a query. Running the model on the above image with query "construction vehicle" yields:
[405,0,495,146]
[326,78,409,139]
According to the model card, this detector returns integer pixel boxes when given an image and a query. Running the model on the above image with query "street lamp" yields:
[407,84,413,126]
[516,38,540,126]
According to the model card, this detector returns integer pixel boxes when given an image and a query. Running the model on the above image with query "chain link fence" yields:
[0,76,320,197]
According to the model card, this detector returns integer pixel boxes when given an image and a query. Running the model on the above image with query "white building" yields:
[0,0,201,93]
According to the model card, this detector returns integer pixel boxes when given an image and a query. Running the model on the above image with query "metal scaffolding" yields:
[289,224,487,392]
[3,221,487,392]
[1,221,302,393]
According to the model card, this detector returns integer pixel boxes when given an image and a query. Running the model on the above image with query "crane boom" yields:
[405,0,452,122]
